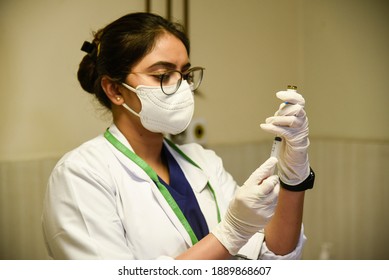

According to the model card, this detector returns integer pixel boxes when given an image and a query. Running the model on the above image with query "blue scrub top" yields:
[158,144,210,241]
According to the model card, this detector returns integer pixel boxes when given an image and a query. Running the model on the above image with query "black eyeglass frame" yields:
[129,66,205,95]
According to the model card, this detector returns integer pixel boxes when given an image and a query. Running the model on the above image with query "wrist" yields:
[211,222,243,256]
[211,212,258,256]
[278,158,310,185]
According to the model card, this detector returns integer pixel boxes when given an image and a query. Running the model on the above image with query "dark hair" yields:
[77,12,190,109]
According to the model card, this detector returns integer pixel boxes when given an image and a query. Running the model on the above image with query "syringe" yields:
[269,85,297,159]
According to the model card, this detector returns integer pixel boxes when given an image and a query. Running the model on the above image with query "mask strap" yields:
[122,103,140,118]
[121,82,141,118]
[122,82,137,92]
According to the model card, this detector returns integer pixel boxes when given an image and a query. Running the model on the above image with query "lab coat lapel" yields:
[164,141,209,194]
[104,125,194,247]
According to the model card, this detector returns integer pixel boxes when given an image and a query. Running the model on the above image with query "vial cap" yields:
[287,85,297,90]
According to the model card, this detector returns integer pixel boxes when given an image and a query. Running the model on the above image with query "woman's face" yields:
[126,32,190,88]
[121,32,190,114]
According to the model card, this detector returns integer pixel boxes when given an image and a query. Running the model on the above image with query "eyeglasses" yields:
[129,67,205,95]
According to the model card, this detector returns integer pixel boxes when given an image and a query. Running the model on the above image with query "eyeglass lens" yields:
[161,68,203,95]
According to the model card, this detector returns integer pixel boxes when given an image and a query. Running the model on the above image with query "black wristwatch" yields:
[280,168,315,192]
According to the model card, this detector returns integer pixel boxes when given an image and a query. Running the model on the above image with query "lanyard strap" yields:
[104,129,220,245]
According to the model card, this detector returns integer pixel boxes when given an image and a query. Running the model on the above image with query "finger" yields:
[260,123,283,136]
[276,103,306,117]
[258,175,279,196]
[259,184,279,207]
[244,157,278,186]
[276,90,305,106]
[265,116,305,128]
[260,123,291,140]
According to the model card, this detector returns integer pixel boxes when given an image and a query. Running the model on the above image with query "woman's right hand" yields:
[212,157,279,255]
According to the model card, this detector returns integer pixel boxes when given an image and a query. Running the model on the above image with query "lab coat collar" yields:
[107,124,209,193]
[107,124,133,151]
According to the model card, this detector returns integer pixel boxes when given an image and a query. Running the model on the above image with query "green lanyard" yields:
[104,128,221,245]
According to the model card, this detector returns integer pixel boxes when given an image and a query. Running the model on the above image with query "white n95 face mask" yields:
[121,80,194,135]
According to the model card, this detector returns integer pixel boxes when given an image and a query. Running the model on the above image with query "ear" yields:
[101,76,124,105]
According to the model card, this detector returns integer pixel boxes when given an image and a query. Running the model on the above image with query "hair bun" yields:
[77,54,98,94]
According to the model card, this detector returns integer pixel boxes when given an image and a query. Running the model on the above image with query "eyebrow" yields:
[147,61,192,71]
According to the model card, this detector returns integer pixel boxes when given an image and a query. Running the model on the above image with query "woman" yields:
[42,12,314,260]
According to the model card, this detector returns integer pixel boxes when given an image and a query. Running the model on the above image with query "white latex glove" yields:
[212,157,279,255]
[260,90,310,185]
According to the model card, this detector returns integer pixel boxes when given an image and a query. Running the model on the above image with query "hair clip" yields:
[81,41,96,55]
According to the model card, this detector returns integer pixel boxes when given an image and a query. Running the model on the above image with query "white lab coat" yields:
[42,124,305,260]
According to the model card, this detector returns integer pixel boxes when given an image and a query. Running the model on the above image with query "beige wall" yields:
[0,0,388,259]
[302,0,389,141]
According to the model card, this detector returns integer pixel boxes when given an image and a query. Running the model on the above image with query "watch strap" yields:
[280,168,315,192]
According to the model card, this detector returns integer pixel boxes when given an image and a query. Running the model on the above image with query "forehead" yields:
[133,32,189,71]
